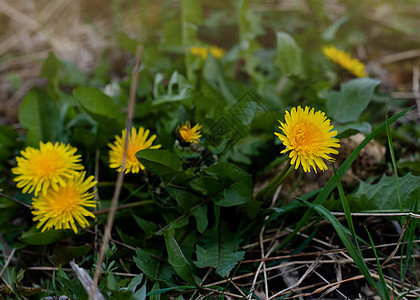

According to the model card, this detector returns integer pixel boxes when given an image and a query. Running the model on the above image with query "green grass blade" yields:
[278,106,413,248]
[401,190,418,282]
[365,227,391,300]
[385,103,402,213]
[333,165,363,256]
[300,199,378,290]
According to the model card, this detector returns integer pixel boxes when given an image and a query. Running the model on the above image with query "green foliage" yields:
[134,248,175,286]
[51,245,91,266]
[206,162,252,207]
[279,106,412,248]
[0,126,19,170]
[118,32,141,54]
[136,149,195,185]
[2,0,419,298]
[194,224,245,277]
[19,227,73,245]
[350,173,420,212]
[163,230,198,285]
[18,88,60,146]
[73,86,125,129]
[366,228,391,300]
[153,71,193,106]
[41,52,61,95]
[335,121,372,138]
[303,200,379,291]
[275,32,305,79]
[325,78,381,123]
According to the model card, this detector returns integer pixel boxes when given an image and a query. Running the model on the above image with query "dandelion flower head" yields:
[108,127,161,174]
[190,45,226,60]
[32,171,97,233]
[275,106,340,173]
[12,142,84,196]
[178,122,202,144]
[322,45,367,78]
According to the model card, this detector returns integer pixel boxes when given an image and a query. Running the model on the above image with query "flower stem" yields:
[256,162,293,203]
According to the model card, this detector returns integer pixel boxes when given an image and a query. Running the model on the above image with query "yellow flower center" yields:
[49,186,80,216]
[126,143,144,164]
[31,150,65,178]
[291,122,319,154]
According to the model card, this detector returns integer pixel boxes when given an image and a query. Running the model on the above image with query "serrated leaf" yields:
[325,78,381,123]
[350,173,420,212]
[205,162,252,206]
[166,187,208,233]
[226,91,261,127]
[194,224,245,277]
[275,32,305,79]
[163,230,198,285]
[18,88,60,146]
[134,248,175,286]
[19,227,73,245]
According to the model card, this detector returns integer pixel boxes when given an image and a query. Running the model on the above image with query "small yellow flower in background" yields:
[190,45,226,60]
[12,142,84,196]
[322,45,367,78]
[178,122,202,144]
[32,171,97,233]
[108,127,161,174]
[275,106,340,173]
[209,45,226,59]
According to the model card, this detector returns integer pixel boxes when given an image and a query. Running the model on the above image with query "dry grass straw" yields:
[90,45,143,298]
[0,0,111,122]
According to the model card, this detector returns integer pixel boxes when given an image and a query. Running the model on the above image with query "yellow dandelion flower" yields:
[32,171,97,233]
[12,142,84,196]
[190,47,208,59]
[322,45,367,78]
[209,45,226,59]
[190,45,226,60]
[275,106,340,173]
[108,127,161,174]
[178,122,202,144]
